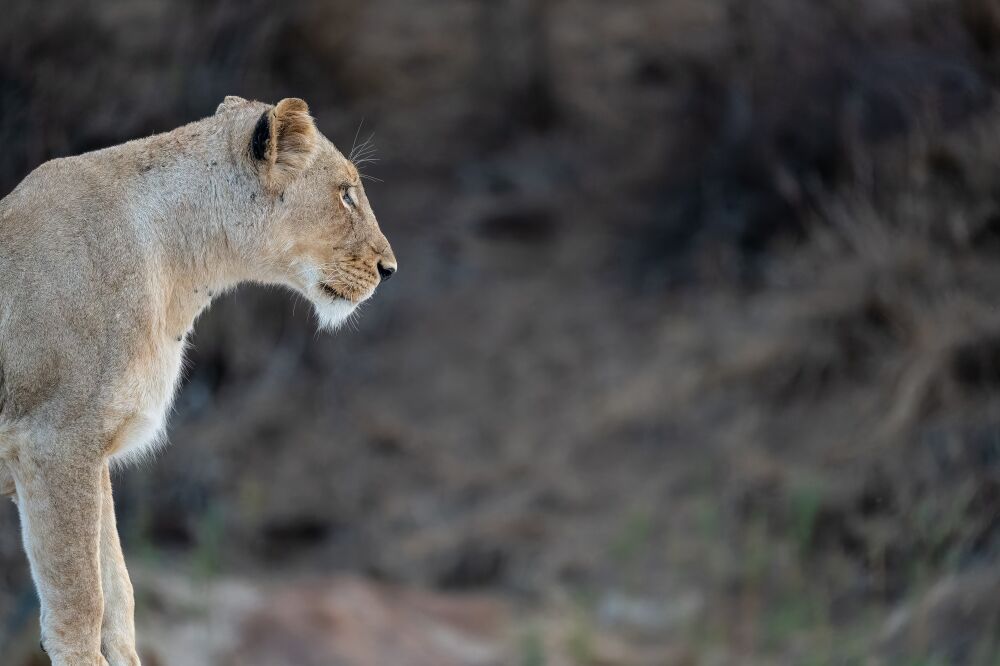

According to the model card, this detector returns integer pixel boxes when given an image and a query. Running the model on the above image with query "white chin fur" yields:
[312,297,358,331]
[293,262,360,331]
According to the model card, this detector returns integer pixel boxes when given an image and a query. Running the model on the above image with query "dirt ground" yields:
[3,0,1000,663]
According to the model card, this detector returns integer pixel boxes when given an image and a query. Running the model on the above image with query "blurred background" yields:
[3,0,1000,663]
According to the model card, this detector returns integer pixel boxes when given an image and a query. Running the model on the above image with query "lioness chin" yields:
[0,95,396,665]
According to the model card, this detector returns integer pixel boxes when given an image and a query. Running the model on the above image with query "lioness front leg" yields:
[99,462,140,665]
[13,451,108,666]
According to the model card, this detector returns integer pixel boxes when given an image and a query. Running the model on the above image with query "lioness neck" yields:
[121,116,273,337]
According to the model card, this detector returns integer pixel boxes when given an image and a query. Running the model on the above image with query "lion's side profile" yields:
[0,96,397,665]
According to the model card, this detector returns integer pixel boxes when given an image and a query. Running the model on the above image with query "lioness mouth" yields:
[319,283,344,300]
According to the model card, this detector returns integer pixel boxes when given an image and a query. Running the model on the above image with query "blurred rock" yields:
[134,570,509,666]
[597,590,703,636]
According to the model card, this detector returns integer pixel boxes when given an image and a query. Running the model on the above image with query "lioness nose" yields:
[377,261,396,282]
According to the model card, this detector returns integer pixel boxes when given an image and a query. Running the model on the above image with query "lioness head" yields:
[217,95,397,330]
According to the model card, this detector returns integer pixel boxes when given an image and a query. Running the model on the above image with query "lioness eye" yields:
[341,187,356,209]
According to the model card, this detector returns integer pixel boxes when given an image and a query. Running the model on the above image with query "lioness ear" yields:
[250,98,318,193]
[216,95,248,114]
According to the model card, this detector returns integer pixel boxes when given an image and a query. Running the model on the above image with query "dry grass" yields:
[660,110,1000,662]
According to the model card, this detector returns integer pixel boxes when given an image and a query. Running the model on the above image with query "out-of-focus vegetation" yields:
[4,0,1000,663]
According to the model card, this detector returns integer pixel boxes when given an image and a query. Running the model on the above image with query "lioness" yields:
[0,96,396,665]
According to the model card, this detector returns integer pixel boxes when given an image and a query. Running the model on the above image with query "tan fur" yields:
[0,96,396,665]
